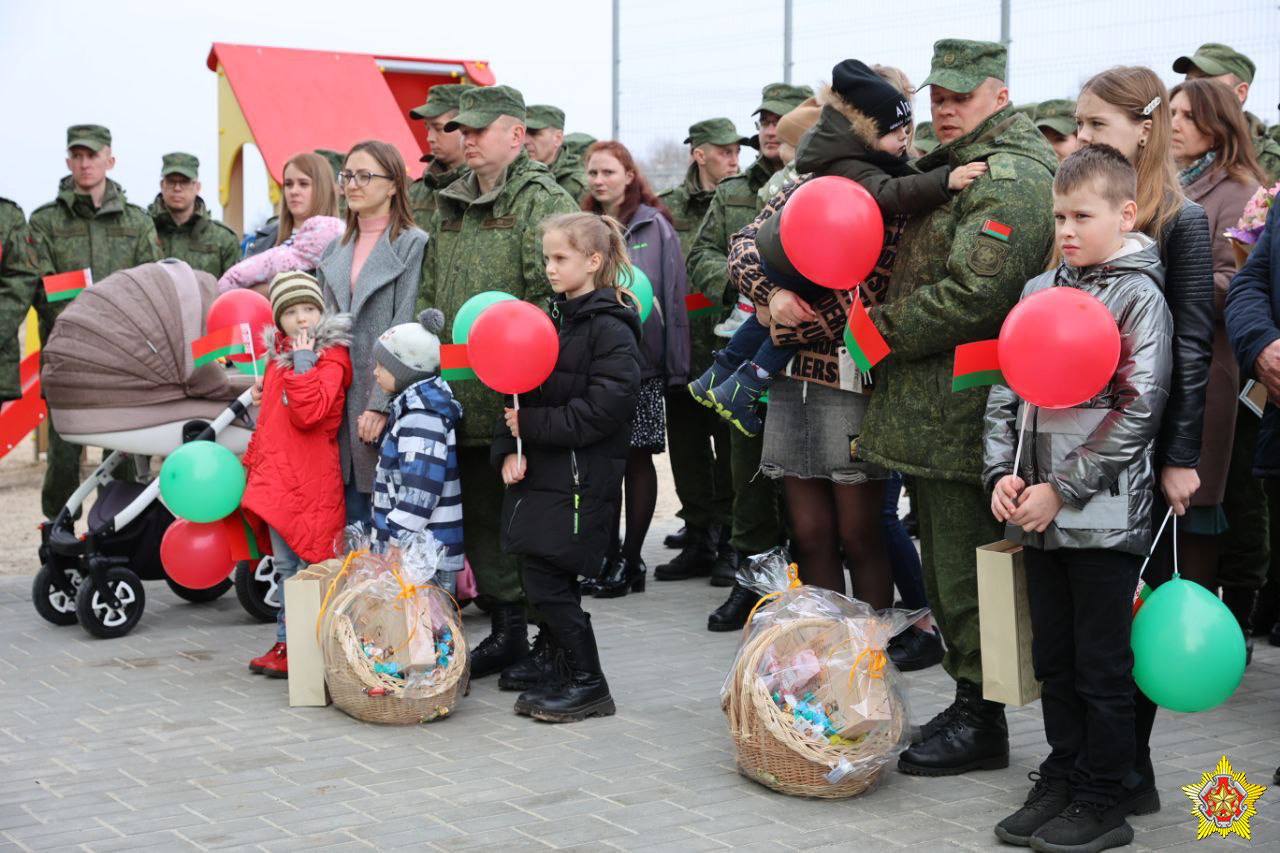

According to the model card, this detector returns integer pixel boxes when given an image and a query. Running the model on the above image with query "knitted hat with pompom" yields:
[373,308,445,392]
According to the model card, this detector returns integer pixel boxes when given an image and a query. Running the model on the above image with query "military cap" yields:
[444,85,527,131]
[314,149,345,179]
[754,83,815,117]
[914,121,939,154]
[561,132,596,159]
[921,39,1008,94]
[1173,43,1256,84]
[1034,99,1077,137]
[66,124,111,152]
[160,152,199,180]
[409,82,474,120]
[525,105,566,131]
[685,118,749,148]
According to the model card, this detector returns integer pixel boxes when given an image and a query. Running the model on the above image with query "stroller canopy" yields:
[42,260,243,415]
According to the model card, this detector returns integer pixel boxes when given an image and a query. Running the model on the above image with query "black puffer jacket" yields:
[1156,199,1215,468]
[492,288,642,576]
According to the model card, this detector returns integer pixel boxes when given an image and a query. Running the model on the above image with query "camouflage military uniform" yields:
[417,86,577,606]
[407,83,472,232]
[149,197,240,277]
[1246,112,1280,184]
[0,199,40,402]
[527,105,587,203]
[858,45,1057,688]
[561,132,596,162]
[29,164,162,518]
[686,85,811,556]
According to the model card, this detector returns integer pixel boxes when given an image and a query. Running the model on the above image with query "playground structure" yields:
[207,43,496,233]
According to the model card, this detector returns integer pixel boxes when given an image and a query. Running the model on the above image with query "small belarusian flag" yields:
[1132,580,1152,617]
[441,343,475,381]
[980,220,1012,243]
[223,508,268,562]
[192,323,252,368]
[233,357,268,377]
[685,292,718,318]
[952,340,1004,391]
[841,297,890,371]
[43,268,92,302]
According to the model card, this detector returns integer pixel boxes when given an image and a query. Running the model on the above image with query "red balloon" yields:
[778,176,885,290]
[998,288,1121,409]
[160,519,235,590]
[466,300,559,394]
[207,289,273,362]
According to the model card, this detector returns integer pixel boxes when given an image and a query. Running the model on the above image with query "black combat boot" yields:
[1116,753,1161,815]
[594,557,647,598]
[709,544,743,588]
[654,525,718,580]
[498,624,555,691]
[898,679,1009,776]
[469,604,529,679]
[707,584,760,632]
[663,525,690,549]
[995,772,1074,846]
[514,620,615,723]
[888,627,944,672]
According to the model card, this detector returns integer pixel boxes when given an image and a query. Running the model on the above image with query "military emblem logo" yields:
[1181,755,1266,840]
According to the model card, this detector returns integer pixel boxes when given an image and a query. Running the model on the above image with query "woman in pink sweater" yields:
[218,152,344,293]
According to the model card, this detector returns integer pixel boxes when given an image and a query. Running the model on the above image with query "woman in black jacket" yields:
[1076,66,1215,816]
[492,212,643,723]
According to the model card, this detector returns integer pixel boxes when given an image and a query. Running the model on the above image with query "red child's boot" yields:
[250,642,287,676]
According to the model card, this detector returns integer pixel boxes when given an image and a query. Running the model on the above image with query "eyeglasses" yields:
[337,169,393,188]
[755,117,780,131]
[162,177,193,189]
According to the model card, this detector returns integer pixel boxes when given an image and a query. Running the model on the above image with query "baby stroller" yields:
[33,260,277,638]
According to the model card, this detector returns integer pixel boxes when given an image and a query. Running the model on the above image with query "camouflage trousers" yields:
[729,426,783,554]
[664,390,733,533]
[915,477,1004,686]
[1218,403,1270,593]
[457,445,525,607]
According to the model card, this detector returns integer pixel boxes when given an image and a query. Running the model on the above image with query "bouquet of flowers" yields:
[1226,181,1280,266]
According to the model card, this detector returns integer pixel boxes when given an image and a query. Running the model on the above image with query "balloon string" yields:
[1012,404,1032,481]
[1171,513,1179,580]
[1137,507,1174,583]
[514,393,522,466]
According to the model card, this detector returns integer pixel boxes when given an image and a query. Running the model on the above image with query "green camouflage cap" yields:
[314,149,345,179]
[562,132,596,158]
[921,39,1008,93]
[1034,99,1078,137]
[66,124,111,152]
[525,105,566,131]
[1173,43,1256,84]
[160,152,199,179]
[409,83,474,120]
[444,85,526,131]
[755,83,814,117]
[685,117,749,148]
[914,121,939,154]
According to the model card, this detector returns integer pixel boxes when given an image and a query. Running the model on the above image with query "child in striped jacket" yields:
[370,309,465,593]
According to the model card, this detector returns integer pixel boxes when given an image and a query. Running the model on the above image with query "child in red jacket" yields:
[242,271,352,678]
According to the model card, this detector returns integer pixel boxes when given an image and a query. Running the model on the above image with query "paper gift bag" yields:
[976,540,1040,706]
[284,558,345,707]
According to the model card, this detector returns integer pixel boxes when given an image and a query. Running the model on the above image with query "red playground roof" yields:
[208,43,495,181]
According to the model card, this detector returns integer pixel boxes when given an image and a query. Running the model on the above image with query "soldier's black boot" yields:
[898,679,1009,776]
[516,620,615,723]
[469,604,529,679]
[655,525,718,580]
[498,624,555,691]
[708,584,760,632]
[709,538,743,588]
[1116,753,1161,816]
[663,525,690,549]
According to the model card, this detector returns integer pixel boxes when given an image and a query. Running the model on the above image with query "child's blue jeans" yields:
[268,527,303,643]
[723,315,797,376]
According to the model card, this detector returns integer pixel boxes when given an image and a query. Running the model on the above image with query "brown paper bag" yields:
[976,540,1041,706]
[284,558,345,707]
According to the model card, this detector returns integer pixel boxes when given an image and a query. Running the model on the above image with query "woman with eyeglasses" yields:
[316,139,429,522]
[217,152,343,293]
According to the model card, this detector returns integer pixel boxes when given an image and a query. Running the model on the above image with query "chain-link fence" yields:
[619,0,1280,192]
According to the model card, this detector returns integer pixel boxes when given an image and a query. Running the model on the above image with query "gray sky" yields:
[3,0,1277,228]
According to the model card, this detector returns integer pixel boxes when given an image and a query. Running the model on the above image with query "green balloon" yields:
[159,440,246,523]
[452,291,516,344]
[1131,577,1245,713]
[619,265,653,323]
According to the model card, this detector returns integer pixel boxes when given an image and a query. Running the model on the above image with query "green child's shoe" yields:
[708,363,769,437]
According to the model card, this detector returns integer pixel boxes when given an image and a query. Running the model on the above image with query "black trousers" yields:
[521,556,590,643]
[1024,546,1141,804]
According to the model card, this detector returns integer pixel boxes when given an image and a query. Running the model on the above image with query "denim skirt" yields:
[761,379,887,484]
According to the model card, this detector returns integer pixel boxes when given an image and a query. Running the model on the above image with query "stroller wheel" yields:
[234,557,280,623]
[75,567,146,639]
[32,565,82,626]
[165,576,233,604]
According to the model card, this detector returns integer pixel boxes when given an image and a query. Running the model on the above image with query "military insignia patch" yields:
[969,237,1009,276]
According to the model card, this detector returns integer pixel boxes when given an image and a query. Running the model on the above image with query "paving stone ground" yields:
[2,470,1279,851]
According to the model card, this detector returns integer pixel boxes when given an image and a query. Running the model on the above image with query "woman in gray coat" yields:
[317,140,429,521]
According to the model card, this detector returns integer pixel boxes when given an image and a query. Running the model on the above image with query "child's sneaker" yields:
[252,642,288,679]
[688,351,736,409]
[708,363,769,437]
[714,297,756,339]
[1029,800,1133,853]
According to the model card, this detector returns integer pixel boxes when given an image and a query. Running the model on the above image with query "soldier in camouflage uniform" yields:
[1032,99,1080,162]
[1173,42,1279,637]
[655,118,748,569]
[415,86,577,678]
[669,84,811,586]
[913,120,939,156]
[29,125,162,518]
[853,42,1057,776]
[147,153,240,277]
[524,105,587,203]
[561,132,596,162]
[407,83,472,232]
[0,198,41,402]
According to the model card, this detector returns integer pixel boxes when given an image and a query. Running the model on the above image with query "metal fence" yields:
[618,0,1280,192]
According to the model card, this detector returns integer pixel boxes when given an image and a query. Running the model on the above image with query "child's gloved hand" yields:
[991,474,1024,522]
[947,161,988,191]
[501,453,526,485]
[1009,483,1064,534]
[251,379,263,407]
[293,327,315,352]
[503,407,521,438]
